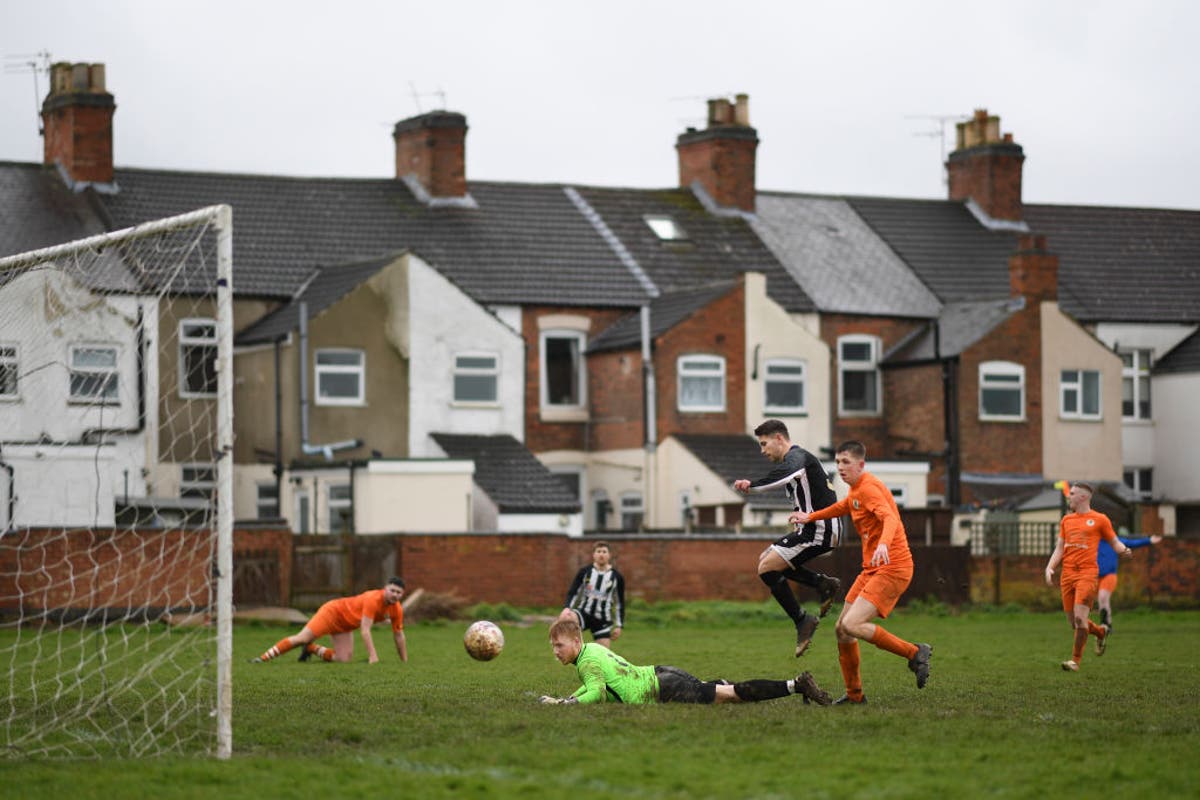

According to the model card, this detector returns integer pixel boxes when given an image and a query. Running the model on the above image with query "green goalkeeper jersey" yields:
[571,642,659,704]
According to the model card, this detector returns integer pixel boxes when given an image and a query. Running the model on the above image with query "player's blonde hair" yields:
[549,618,582,641]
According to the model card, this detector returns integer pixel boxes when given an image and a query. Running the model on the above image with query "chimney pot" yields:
[947,108,1025,222]
[677,94,758,212]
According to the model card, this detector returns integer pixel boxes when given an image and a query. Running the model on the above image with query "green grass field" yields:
[5,604,1199,799]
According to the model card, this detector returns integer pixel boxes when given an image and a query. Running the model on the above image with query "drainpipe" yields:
[641,305,656,528]
[0,451,13,532]
[83,304,148,440]
[274,338,283,510]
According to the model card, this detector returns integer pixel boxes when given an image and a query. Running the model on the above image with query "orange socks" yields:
[869,626,919,661]
[1087,621,1106,638]
[257,637,295,662]
[310,644,334,662]
[838,641,864,701]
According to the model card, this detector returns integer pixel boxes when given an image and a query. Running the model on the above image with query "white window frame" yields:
[180,464,216,500]
[1123,467,1153,501]
[763,357,807,415]
[327,482,352,533]
[315,348,365,406]
[69,344,120,404]
[178,318,218,399]
[452,351,500,405]
[677,354,726,412]
[294,489,312,534]
[0,344,18,400]
[1060,368,1102,420]
[539,330,587,410]
[889,485,909,509]
[979,360,1025,421]
[1121,349,1152,421]
[256,481,280,519]
[619,491,644,532]
[837,335,881,417]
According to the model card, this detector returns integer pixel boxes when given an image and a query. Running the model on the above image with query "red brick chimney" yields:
[393,111,468,199]
[946,109,1025,222]
[41,62,116,185]
[676,94,758,213]
[1009,234,1057,302]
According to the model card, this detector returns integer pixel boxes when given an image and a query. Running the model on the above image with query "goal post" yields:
[0,205,235,759]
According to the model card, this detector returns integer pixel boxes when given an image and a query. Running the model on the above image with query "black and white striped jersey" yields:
[747,445,841,543]
[564,566,625,628]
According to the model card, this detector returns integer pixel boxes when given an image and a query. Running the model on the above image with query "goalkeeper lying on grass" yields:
[539,617,832,706]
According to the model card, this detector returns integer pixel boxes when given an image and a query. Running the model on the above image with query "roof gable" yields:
[430,433,580,514]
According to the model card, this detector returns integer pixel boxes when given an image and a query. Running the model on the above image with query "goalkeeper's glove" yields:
[539,695,564,705]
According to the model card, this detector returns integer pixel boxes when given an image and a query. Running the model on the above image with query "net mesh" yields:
[0,207,232,758]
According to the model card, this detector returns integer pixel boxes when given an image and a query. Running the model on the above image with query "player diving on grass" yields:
[733,419,842,657]
[538,617,833,706]
[251,577,408,664]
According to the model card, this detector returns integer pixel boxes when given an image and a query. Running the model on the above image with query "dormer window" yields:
[644,215,687,241]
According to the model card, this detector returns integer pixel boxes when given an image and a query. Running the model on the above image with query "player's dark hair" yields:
[593,541,611,552]
[1073,481,1095,495]
[387,576,405,589]
[837,440,867,460]
[754,419,790,439]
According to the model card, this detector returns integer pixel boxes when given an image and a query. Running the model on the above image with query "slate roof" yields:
[671,433,795,510]
[587,279,737,353]
[1154,327,1200,374]
[572,186,815,313]
[753,192,942,318]
[0,162,108,257]
[846,196,1018,303]
[236,253,399,345]
[885,297,1025,362]
[429,433,581,514]
[1023,203,1200,323]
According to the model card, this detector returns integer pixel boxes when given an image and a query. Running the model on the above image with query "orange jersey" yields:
[1058,511,1118,576]
[808,471,912,572]
[319,589,404,634]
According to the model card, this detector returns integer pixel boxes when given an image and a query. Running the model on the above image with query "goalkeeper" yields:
[538,618,831,705]
[251,577,408,664]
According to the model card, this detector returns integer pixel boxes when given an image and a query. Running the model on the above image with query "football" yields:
[463,620,505,661]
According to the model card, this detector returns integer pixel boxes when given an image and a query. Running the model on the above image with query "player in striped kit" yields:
[558,541,626,649]
[734,419,843,657]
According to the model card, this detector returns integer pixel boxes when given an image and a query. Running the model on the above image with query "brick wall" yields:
[0,526,292,615]
[587,348,645,451]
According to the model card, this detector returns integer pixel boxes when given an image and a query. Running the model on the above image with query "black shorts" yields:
[771,526,836,569]
[654,665,717,704]
[568,608,617,639]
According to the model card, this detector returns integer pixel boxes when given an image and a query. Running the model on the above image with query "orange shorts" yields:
[1060,573,1098,612]
[305,602,353,638]
[1098,573,1118,593]
[845,564,913,619]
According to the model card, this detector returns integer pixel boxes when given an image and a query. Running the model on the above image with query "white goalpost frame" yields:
[0,204,235,759]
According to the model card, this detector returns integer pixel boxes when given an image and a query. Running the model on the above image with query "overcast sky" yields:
[2,1,1198,209]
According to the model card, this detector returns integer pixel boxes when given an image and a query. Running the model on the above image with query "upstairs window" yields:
[1121,349,1152,420]
[0,345,17,399]
[979,361,1024,421]
[315,349,365,405]
[179,319,217,397]
[1060,369,1101,420]
[764,358,806,414]
[644,215,687,241]
[540,331,586,408]
[678,354,726,412]
[453,352,499,404]
[838,336,880,416]
[69,345,119,403]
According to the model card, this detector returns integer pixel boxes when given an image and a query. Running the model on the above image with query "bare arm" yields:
[360,617,380,664]
[1044,538,1064,586]
[393,629,408,662]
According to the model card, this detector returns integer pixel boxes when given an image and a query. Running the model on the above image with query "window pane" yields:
[456,355,497,370]
[71,371,118,400]
[1082,371,1100,415]
[545,337,580,405]
[1122,377,1134,417]
[182,322,216,340]
[316,351,362,366]
[1137,376,1150,418]
[1062,387,1078,414]
[329,484,351,502]
[0,363,16,396]
[73,347,117,368]
[842,371,877,412]
[183,344,217,394]
[767,363,804,377]
[681,375,723,407]
[985,373,1021,385]
[982,388,1021,417]
[455,374,497,402]
[766,381,803,408]
[319,372,360,398]
[841,341,872,362]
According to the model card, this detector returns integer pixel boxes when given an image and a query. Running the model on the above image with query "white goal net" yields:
[0,206,234,759]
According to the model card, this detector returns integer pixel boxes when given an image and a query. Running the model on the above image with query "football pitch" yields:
[5,604,1199,799]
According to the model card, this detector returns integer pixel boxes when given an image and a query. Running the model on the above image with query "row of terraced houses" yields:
[1,62,1198,542]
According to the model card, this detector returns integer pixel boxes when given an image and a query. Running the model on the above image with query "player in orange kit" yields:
[251,577,408,664]
[792,441,931,704]
[1044,482,1131,671]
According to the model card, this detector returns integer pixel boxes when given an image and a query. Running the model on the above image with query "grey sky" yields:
[2,0,1198,209]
